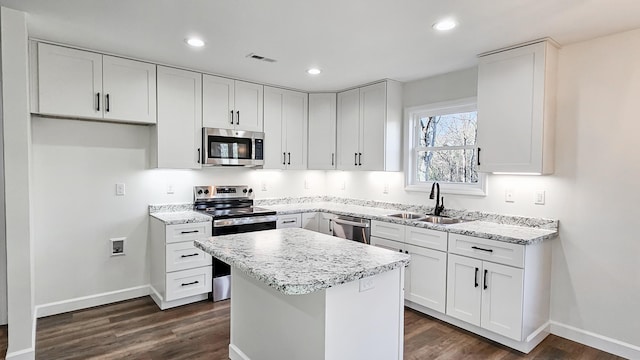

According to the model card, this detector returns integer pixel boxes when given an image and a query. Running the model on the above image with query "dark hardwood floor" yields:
[0,296,624,359]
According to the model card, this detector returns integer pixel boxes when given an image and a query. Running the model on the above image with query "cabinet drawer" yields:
[448,234,524,268]
[371,220,404,242]
[166,222,211,244]
[166,242,212,272]
[405,226,448,252]
[277,214,302,228]
[165,266,212,301]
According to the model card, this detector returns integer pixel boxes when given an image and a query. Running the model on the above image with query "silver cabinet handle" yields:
[282,220,297,224]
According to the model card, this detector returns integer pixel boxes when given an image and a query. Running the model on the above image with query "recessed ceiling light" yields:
[432,19,457,31]
[307,68,321,75]
[186,37,205,47]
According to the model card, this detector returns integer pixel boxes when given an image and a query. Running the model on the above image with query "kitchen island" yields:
[194,228,410,360]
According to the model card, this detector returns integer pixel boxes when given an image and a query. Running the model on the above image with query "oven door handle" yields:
[333,218,370,228]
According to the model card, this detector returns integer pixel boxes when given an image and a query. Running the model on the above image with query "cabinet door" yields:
[37,43,102,119]
[156,66,202,169]
[480,261,524,340]
[102,56,156,124]
[477,42,546,173]
[234,81,264,131]
[318,213,335,235]
[336,88,360,170]
[301,213,319,232]
[405,245,447,313]
[202,74,235,129]
[283,90,308,170]
[446,254,482,326]
[308,93,337,170]
[359,82,386,171]
[263,87,285,169]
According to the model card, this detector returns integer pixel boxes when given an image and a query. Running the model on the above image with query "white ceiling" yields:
[2,0,640,91]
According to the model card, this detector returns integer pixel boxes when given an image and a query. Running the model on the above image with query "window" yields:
[405,97,486,196]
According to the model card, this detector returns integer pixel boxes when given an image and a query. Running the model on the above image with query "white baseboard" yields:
[5,346,35,360]
[550,321,640,359]
[229,344,250,360]
[35,285,150,318]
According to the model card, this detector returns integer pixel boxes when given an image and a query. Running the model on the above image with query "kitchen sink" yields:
[386,212,426,220]
[417,216,465,225]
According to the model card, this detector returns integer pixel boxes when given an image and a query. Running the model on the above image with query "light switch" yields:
[535,190,546,205]
[116,183,126,196]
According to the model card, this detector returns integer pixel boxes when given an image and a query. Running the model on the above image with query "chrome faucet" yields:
[429,182,445,216]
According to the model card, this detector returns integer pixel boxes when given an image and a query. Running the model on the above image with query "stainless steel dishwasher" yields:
[332,216,371,244]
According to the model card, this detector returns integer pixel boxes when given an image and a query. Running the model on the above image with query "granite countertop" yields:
[194,228,410,295]
[150,211,212,225]
[262,202,557,245]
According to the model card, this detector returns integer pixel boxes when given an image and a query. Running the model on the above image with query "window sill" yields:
[405,183,487,197]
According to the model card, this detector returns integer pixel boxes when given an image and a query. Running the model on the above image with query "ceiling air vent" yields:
[246,53,277,63]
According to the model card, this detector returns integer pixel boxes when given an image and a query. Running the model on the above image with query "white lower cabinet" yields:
[276,213,302,228]
[150,218,212,310]
[370,220,550,353]
[370,221,447,314]
[301,212,319,232]
[446,253,524,340]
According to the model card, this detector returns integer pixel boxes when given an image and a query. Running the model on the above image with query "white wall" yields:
[30,117,325,307]
[2,6,35,360]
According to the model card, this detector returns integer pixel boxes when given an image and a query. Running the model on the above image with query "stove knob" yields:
[197,189,203,195]
[204,189,210,194]
[248,188,253,194]
[242,188,248,194]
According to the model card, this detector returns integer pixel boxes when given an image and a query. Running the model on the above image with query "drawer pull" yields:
[471,246,493,253]
[483,269,488,290]
[282,220,297,224]
[180,230,199,234]
[181,280,199,287]
[474,267,479,288]
[180,253,199,258]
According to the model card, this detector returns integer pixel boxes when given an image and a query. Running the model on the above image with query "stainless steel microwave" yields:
[202,128,265,167]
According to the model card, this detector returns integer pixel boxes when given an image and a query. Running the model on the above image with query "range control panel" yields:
[193,185,253,200]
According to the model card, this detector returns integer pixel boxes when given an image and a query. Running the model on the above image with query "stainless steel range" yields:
[194,185,277,301]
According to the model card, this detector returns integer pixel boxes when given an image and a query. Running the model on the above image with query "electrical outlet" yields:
[359,277,375,292]
[535,190,546,205]
[340,180,346,190]
[166,184,175,194]
[261,181,267,191]
[383,182,389,194]
[304,179,310,189]
[505,188,514,203]
[116,183,126,196]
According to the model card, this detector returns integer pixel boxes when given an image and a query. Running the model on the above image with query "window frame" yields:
[404,97,487,196]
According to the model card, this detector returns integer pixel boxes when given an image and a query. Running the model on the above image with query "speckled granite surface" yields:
[149,203,193,213]
[194,228,410,295]
[150,211,212,225]
[258,198,558,245]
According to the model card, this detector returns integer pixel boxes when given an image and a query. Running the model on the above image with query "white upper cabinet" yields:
[203,75,263,132]
[476,40,558,174]
[37,43,103,119]
[263,86,308,170]
[152,66,202,169]
[102,55,156,124]
[336,80,402,171]
[35,42,156,124]
[308,93,337,170]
